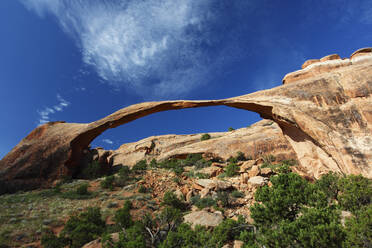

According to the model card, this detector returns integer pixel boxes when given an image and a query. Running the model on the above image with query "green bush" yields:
[228,127,235,131]
[62,183,95,199]
[235,151,246,161]
[231,190,244,198]
[76,183,89,195]
[337,174,372,213]
[250,172,309,225]
[343,204,372,247]
[149,158,158,168]
[224,162,239,177]
[115,166,130,186]
[132,160,147,171]
[114,200,133,229]
[162,191,186,211]
[217,191,230,207]
[190,195,216,209]
[159,223,211,248]
[249,171,351,247]
[41,231,68,248]
[138,185,147,193]
[201,133,211,141]
[58,207,106,248]
[81,161,105,179]
[101,175,115,190]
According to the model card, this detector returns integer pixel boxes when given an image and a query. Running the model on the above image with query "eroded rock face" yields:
[0,48,371,194]
[109,119,295,167]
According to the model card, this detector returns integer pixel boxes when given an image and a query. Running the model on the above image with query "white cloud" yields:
[20,0,233,97]
[37,94,70,125]
[102,139,114,145]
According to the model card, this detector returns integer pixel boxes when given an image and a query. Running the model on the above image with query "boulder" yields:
[195,179,232,190]
[248,166,260,178]
[260,167,273,177]
[239,160,255,173]
[183,211,223,228]
[199,166,223,177]
[248,176,268,187]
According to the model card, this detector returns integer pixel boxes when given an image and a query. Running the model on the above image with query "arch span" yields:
[1,52,371,193]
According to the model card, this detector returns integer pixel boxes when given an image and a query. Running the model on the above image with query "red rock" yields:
[320,54,341,62]
[302,59,320,69]
[350,47,372,59]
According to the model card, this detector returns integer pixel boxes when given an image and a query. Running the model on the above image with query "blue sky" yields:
[1,0,371,159]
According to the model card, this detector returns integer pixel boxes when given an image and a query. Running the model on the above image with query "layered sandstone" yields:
[109,119,295,167]
[0,48,371,194]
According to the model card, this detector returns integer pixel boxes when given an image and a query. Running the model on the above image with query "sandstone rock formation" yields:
[0,48,371,194]
[109,119,295,167]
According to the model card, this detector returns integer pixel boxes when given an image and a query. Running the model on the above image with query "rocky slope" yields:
[0,47,371,194]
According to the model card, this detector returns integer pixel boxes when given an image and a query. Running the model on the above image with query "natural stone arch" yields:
[1,50,371,194]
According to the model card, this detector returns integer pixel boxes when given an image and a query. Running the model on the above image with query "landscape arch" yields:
[1,51,371,194]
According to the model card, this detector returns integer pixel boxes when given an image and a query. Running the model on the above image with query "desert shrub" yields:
[159,223,211,248]
[149,158,158,168]
[224,162,239,177]
[228,127,235,131]
[337,174,372,213]
[114,166,130,186]
[114,200,133,229]
[281,159,297,166]
[249,171,349,247]
[41,230,68,248]
[162,218,249,248]
[62,183,94,199]
[76,183,89,195]
[60,207,106,248]
[227,156,238,164]
[138,185,147,193]
[194,159,212,169]
[251,172,309,225]
[343,204,372,247]
[195,172,209,179]
[314,171,340,202]
[143,207,183,246]
[101,175,115,190]
[172,176,181,184]
[81,161,105,179]
[157,154,210,172]
[201,133,211,141]
[173,166,184,176]
[162,191,186,210]
[209,218,247,246]
[235,151,246,161]
[217,191,230,207]
[132,160,147,171]
[231,190,244,198]
[190,195,216,209]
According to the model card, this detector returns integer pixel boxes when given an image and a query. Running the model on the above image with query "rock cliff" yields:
[0,48,371,194]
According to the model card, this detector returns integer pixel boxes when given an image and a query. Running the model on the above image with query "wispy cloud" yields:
[37,94,70,125]
[102,139,114,145]
[20,0,244,97]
